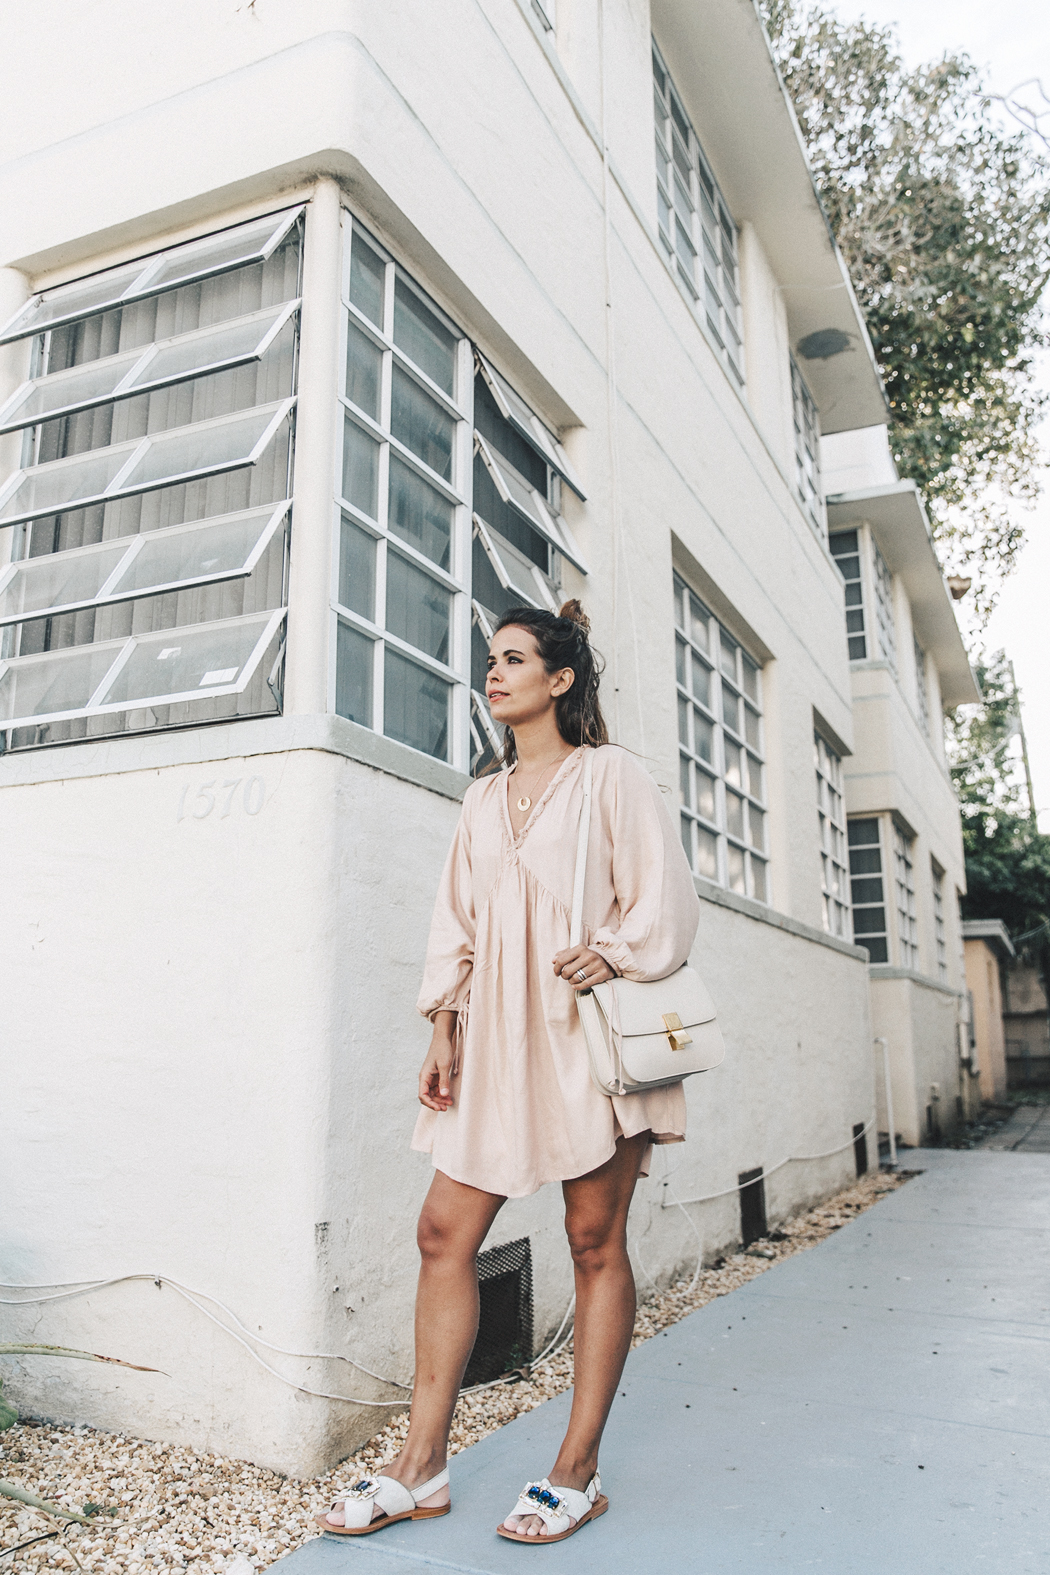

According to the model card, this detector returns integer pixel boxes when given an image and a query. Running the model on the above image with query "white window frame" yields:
[893,823,919,969]
[847,815,889,963]
[932,860,948,981]
[674,573,768,902]
[332,212,473,770]
[790,356,823,536]
[872,536,897,671]
[815,732,850,939]
[830,528,867,660]
[913,635,931,736]
[652,39,744,387]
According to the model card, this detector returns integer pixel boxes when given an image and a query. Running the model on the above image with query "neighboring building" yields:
[1002,957,1050,1091]
[2,1,969,1475]
[962,919,1014,1104]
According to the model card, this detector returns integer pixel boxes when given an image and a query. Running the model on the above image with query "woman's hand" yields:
[552,945,616,992]
[418,1011,458,1112]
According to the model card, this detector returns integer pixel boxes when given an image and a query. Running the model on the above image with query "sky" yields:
[828,0,1050,831]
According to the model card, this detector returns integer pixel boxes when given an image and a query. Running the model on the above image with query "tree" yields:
[947,652,1050,955]
[760,1,1050,621]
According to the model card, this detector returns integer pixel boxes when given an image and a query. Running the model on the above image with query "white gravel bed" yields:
[0,1170,906,1573]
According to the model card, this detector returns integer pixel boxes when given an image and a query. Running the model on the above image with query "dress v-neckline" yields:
[503,747,583,847]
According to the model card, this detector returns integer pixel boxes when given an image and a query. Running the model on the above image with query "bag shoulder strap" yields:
[570,748,594,947]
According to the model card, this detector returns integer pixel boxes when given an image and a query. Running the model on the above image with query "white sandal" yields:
[496,1471,608,1543]
[314,1467,450,1536]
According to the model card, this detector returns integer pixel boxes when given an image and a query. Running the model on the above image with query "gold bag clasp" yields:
[662,1011,693,1051]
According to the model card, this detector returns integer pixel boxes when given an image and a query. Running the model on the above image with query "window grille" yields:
[847,817,888,963]
[464,1237,533,1386]
[872,538,896,670]
[815,732,850,939]
[652,41,744,388]
[913,636,930,736]
[675,574,767,902]
[0,208,302,750]
[829,530,866,660]
[893,824,918,969]
[932,862,947,981]
[334,214,585,774]
[790,357,823,535]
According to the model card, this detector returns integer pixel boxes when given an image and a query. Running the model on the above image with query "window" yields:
[791,357,822,535]
[872,537,896,670]
[815,733,850,939]
[893,824,918,969]
[830,530,866,660]
[0,208,301,749]
[675,574,767,902]
[913,636,930,736]
[932,862,948,981]
[652,41,743,387]
[334,213,586,771]
[848,817,888,963]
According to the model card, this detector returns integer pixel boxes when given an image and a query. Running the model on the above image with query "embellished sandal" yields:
[496,1471,607,1543]
[314,1467,450,1536]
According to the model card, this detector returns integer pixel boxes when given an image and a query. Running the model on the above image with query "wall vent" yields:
[853,1122,868,1177]
[465,1236,533,1386]
[738,1168,767,1246]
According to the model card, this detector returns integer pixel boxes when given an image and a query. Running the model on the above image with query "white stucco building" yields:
[2,0,974,1475]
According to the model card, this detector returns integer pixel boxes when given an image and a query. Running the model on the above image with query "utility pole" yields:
[1008,661,1038,828]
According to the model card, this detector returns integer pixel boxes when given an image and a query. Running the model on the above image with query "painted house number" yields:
[176,776,265,821]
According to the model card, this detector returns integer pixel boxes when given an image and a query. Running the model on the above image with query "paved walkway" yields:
[979,1102,1050,1153]
[277,1149,1050,1574]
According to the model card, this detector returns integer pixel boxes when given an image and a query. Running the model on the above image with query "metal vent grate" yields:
[853,1121,868,1177]
[464,1236,533,1386]
[738,1168,767,1246]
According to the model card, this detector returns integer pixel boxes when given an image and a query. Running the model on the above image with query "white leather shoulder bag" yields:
[572,749,725,1096]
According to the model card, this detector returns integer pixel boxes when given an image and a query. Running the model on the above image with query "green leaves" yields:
[0,1345,159,1431]
[760,2,1050,620]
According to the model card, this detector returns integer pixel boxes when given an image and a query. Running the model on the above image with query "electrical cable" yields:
[663,1115,877,1208]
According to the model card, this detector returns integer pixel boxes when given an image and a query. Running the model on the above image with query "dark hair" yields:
[487,600,609,769]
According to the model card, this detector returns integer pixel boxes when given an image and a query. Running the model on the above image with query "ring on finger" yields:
[575,968,588,982]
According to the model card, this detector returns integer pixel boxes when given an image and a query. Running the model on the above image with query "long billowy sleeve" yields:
[416,789,476,1023]
[588,752,700,982]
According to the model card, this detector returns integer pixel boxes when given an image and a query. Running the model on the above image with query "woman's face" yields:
[486,626,574,730]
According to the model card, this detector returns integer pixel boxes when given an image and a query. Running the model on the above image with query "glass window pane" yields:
[345,320,382,420]
[2,351,144,429]
[688,594,709,650]
[862,937,889,963]
[336,619,374,726]
[690,656,710,709]
[388,454,452,570]
[338,515,376,620]
[726,790,744,840]
[0,264,145,343]
[727,843,746,894]
[751,858,768,904]
[384,646,450,760]
[694,710,713,764]
[349,232,385,327]
[117,507,280,595]
[0,540,130,623]
[675,635,686,686]
[0,641,121,724]
[695,826,718,880]
[852,878,885,904]
[386,551,451,663]
[680,813,694,863]
[848,818,881,846]
[744,705,760,751]
[742,655,759,702]
[141,213,295,292]
[393,279,455,394]
[100,612,277,705]
[722,687,740,735]
[852,907,887,935]
[849,847,883,876]
[747,753,763,799]
[130,404,284,487]
[720,629,737,678]
[0,446,132,523]
[133,306,290,388]
[749,805,765,850]
[390,366,454,481]
[679,753,691,807]
[695,769,716,823]
[677,694,689,747]
[724,740,742,788]
[342,416,380,519]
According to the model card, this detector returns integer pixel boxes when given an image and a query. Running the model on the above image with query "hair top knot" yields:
[484,601,608,770]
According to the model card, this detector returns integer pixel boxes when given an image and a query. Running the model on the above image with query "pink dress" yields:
[412,745,701,1198]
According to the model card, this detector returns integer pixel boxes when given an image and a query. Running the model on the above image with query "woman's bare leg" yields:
[325,1170,504,1524]
[503,1132,649,1536]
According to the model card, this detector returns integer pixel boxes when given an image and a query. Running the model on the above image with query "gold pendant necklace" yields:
[513,750,572,815]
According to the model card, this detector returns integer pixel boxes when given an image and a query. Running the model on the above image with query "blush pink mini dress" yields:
[412,744,701,1198]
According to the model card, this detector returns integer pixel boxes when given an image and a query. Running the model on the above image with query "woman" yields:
[317,601,699,1543]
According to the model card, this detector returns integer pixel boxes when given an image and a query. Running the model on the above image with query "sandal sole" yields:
[315,1505,450,1537]
[495,1495,608,1544]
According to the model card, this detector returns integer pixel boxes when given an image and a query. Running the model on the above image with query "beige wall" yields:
[964,939,1008,1102]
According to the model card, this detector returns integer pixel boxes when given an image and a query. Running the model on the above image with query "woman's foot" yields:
[323,1453,449,1527]
[501,1462,597,1538]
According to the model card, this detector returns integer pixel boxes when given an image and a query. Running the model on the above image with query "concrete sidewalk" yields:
[980,1103,1050,1153]
[277,1150,1050,1574]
